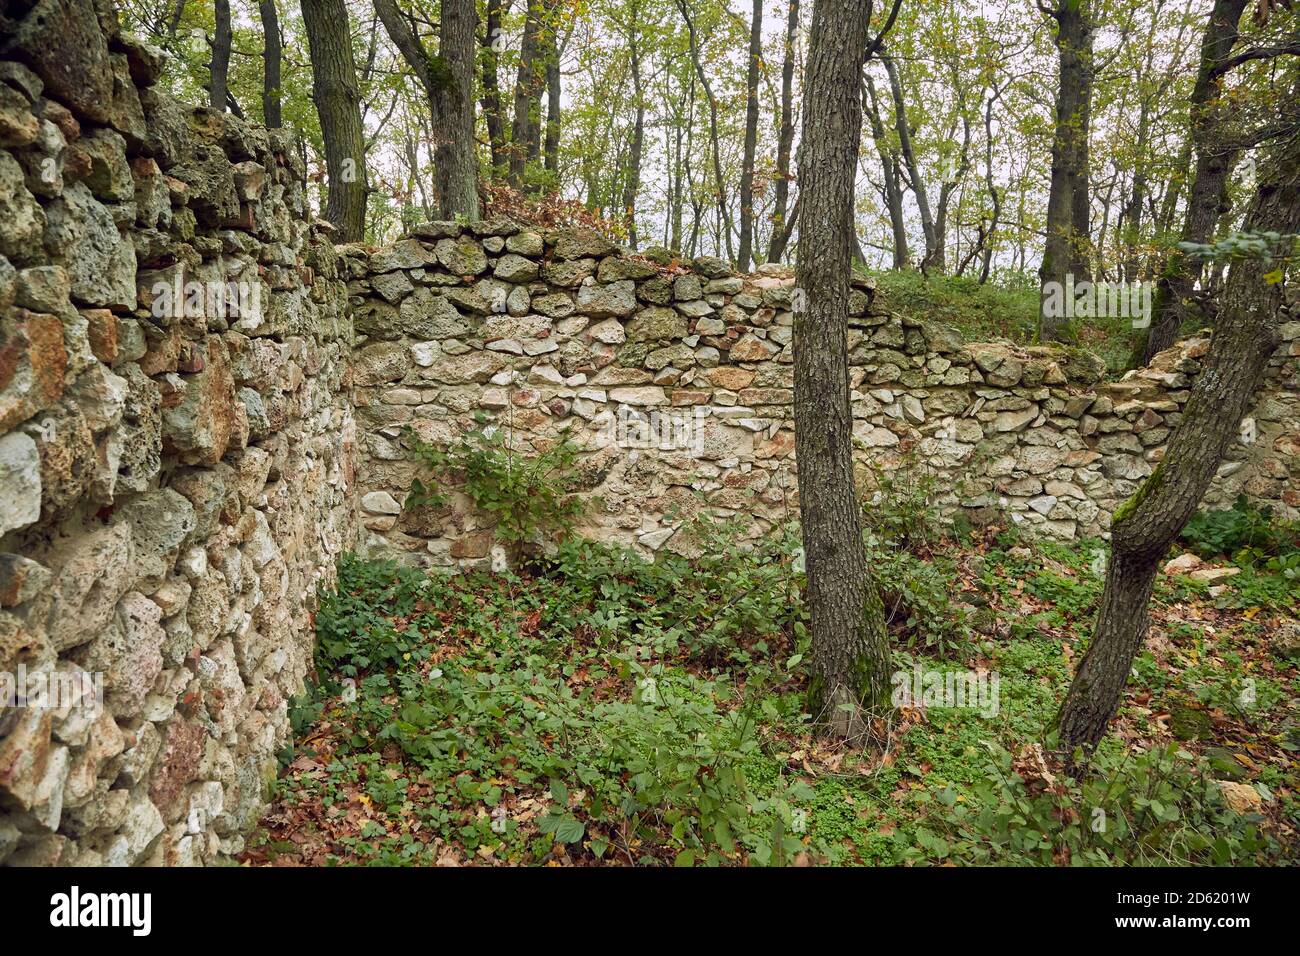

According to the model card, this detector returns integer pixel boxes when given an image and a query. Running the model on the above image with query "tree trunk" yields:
[795,0,893,742]
[767,0,800,264]
[480,0,508,175]
[301,0,368,241]
[621,13,644,248]
[259,0,283,128]
[374,0,480,221]
[1056,125,1299,758]
[737,0,763,272]
[863,74,909,270]
[1141,0,1247,363]
[436,0,481,220]
[677,0,734,262]
[1038,0,1095,342]
[510,0,545,188]
[883,52,938,271]
[543,12,562,182]
[210,0,232,112]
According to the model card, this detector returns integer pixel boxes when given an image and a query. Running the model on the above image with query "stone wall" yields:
[0,1,355,865]
[346,222,1299,566]
[2,0,1297,869]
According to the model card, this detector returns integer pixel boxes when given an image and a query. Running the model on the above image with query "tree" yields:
[737,0,762,272]
[510,0,546,188]
[301,0,369,241]
[1055,119,1299,757]
[794,0,898,741]
[480,0,509,175]
[210,0,233,112]
[374,0,481,221]
[1141,0,1248,362]
[767,0,800,264]
[259,0,283,128]
[1037,0,1095,342]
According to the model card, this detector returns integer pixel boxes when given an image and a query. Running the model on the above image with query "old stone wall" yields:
[0,1,355,865]
[2,0,1297,869]
[346,222,1299,566]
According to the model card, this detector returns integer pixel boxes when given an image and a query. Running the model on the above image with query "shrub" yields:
[1180,495,1300,565]
[405,418,585,548]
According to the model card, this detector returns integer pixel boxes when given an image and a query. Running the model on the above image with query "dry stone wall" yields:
[2,0,1297,869]
[347,223,1299,566]
[0,1,355,865]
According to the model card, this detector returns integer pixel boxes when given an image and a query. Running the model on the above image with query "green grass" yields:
[867,269,1154,375]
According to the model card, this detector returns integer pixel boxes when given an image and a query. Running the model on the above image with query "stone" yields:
[1163,553,1203,575]
[1216,780,1263,815]
[435,236,489,275]
[161,335,238,466]
[576,280,637,318]
[362,491,402,515]
[42,181,135,308]
[0,431,41,536]
[494,253,540,283]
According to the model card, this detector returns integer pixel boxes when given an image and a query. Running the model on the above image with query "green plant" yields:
[1180,495,1300,564]
[405,417,585,547]
[912,741,1276,866]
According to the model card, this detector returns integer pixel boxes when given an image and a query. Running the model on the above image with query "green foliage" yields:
[870,269,1039,345]
[298,538,816,865]
[913,741,1275,866]
[405,419,585,546]
[1180,496,1300,565]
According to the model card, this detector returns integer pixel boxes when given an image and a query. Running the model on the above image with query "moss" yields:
[1113,462,1164,526]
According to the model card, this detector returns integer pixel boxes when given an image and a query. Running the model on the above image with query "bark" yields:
[259,0,283,128]
[767,0,800,264]
[374,0,480,221]
[1056,126,1299,758]
[437,0,481,220]
[795,0,892,742]
[1038,0,1095,342]
[510,0,545,188]
[210,0,232,112]
[737,0,763,272]
[301,0,368,241]
[1141,0,1248,363]
[480,0,508,174]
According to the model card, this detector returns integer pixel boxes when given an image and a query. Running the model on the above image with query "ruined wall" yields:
[0,1,355,865]
[347,222,1299,566]
[2,1,1297,871]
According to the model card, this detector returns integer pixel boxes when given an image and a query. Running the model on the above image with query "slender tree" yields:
[1141,0,1248,362]
[1056,121,1300,757]
[1037,0,1095,342]
[210,0,233,112]
[767,0,801,264]
[301,0,369,240]
[374,0,481,220]
[259,0,283,128]
[794,0,898,741]
[737,0,763,271]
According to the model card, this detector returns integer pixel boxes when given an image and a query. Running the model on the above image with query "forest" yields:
[0,0,1296,882]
